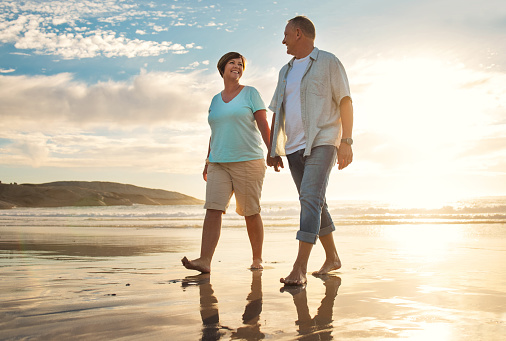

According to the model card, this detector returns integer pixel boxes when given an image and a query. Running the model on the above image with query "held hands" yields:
[337,144,353,170]
[267,155,284,172]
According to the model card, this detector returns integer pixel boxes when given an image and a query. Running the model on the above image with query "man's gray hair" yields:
[288,16,315,40]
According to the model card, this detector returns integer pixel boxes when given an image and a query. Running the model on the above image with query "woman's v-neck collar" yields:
[221,85,245,104]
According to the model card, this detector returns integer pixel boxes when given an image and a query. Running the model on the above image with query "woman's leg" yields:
[182,209,223,273]
[183,161,232,273]
[228,159,266,269]
[245,213,264,269]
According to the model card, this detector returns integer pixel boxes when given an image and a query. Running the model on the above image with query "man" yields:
[267,16,354,285]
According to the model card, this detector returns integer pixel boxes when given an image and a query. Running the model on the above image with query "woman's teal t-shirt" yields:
[208,86,266,163]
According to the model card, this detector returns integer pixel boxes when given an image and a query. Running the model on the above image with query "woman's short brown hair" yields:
[217,52,246,78]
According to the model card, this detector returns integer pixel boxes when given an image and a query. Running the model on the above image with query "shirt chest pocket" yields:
[307,79,326,97]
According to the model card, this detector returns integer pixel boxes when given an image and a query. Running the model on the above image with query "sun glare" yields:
[351,56,500,206]
[385,224,464,262]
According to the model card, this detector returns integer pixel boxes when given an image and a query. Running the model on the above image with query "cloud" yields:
[8,22,192,59]
[0,65,279,172]
[181,61,201,70]
[0,61,279,131]
[150,24,168,32]
[0,128,210,172]
[0,70,219,130]
[7,133,50,167]
[205,21,225,28]
[0,1,200,59]
[0,67,219,170]
[10,52,31,56]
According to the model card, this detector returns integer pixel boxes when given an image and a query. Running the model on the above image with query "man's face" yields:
[282,23,297,56]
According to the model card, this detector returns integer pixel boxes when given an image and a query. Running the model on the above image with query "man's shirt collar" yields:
[288,47,319,67]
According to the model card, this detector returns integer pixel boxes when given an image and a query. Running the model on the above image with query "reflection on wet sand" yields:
[183,271,264,341]
[281,275,341,340]
[183,272,341,341]
[232,270,264,340]
[183,273,225,340]
[0,226,193,258]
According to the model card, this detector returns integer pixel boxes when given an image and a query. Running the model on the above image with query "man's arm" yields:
[266,112,284,172]
[337,97,353,170]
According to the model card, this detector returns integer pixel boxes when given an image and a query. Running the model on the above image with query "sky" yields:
[0,0,505,206]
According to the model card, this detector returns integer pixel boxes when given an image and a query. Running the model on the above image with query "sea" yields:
[1,196,505,229]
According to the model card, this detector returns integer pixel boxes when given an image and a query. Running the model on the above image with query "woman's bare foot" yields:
[181,273,211,287]
[250,258,263,270]
[181,256,211,273]
[280,266,307,286]
[312,257,341,276]
[280,283,306,295]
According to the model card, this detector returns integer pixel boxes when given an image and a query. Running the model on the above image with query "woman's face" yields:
[223,57,244,80]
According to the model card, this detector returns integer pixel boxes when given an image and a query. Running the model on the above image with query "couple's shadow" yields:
[182,272,341,340]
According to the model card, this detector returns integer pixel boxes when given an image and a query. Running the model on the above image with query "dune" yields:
[0,181,203,209]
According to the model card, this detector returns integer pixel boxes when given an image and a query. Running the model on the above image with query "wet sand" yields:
[1,224,505,340]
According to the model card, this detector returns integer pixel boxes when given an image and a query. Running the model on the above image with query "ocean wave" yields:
[1,197,505,228]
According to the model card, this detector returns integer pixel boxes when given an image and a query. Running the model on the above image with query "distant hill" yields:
[0,181,204,209]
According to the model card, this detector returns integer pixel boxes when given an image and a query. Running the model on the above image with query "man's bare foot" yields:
[181,256,211,273]
[317,275,341,298]
[280,267,307,286]
[312,257,341,276]
[313,273,341,285]
[250,258,263,270]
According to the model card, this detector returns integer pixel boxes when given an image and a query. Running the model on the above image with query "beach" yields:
[1,201,506,340]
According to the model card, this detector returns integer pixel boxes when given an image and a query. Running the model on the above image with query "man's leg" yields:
[282,146,337,285]
[315,198,341,274]
[182,209,223,273]
[297,146,336,242]
[281,149,309,285]
[281,240,313,285]
[313,232,341,275]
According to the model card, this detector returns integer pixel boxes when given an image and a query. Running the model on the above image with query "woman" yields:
[182,52,271,273]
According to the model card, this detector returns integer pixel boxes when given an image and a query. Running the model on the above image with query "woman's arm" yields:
[266,112,283,172]
[253,109,270,148]
[203,137,211,181]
